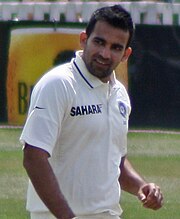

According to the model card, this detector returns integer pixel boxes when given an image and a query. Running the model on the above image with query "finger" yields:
[138,193,147,203]
[143,190,163,210]
[143,200,162,210]
[146,185,160,201]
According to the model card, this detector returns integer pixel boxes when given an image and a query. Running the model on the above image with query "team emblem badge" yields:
[118,101,126,118]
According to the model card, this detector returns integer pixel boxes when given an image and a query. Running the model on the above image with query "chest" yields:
[62,84,129,140]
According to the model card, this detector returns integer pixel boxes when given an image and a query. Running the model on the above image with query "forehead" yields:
[91,21,129,46]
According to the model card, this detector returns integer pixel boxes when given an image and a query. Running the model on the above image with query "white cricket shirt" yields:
[20,51,131,216]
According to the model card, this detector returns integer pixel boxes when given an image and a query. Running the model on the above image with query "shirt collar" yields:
[73,50,117,89]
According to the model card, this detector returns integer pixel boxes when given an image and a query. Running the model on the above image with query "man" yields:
[20,5,163,219]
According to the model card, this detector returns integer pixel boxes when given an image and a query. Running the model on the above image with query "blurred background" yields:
[0,0,179,129]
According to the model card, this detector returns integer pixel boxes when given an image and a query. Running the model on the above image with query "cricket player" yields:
[20,4,163,219]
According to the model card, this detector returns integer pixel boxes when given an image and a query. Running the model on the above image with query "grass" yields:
[0,129,29,218]
[0,128,179,219]
[121,132,180,219]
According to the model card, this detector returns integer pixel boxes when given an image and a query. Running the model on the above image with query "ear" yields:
[121,47,132,62]
[80,31,88,48]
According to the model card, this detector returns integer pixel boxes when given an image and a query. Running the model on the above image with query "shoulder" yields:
[31,63,77,104]
[116,80,130,100]
[41,63,74,84]
[34,63,75,91]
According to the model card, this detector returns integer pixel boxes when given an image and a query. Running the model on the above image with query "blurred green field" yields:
[0,128,179,219]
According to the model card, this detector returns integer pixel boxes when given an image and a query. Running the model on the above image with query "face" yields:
[80,21,132,83]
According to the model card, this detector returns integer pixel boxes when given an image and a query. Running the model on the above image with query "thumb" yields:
[138,192,147,203]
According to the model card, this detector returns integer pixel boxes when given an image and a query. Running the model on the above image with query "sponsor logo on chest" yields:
[70,104,102,116]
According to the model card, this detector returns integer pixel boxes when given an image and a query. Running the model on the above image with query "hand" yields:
[137,183,163,210]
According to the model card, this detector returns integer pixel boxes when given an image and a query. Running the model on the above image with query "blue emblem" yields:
[118,101,126,118]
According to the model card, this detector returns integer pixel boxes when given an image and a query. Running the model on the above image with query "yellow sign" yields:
[7,27,128,125]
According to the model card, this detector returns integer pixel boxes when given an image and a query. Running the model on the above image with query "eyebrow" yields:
[93,36,105,43]
[112,43,124,50]
[94,36,124,50]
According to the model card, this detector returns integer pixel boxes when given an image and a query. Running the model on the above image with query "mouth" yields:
[95,58,110,67]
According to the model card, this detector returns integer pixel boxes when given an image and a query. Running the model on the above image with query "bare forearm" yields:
[119,156,163,210]
[119,157,146,196]
[23,145,75,219]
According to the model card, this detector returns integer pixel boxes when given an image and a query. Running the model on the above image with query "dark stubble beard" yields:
[85,58,113,81]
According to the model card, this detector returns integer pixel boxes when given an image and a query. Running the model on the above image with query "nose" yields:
[99,47,111,59]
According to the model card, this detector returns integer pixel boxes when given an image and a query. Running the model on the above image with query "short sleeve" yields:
[20,69,72,156]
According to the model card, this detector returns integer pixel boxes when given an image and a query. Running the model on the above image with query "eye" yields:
[93,38,104,46]
[112,44,124,52]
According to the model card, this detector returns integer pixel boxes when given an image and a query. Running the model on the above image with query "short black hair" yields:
[86,5,135,48]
